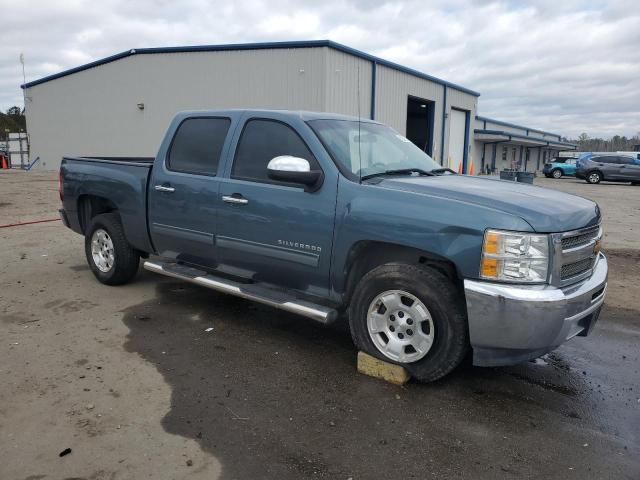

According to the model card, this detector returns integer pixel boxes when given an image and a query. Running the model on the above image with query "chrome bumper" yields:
[464,253,608,366]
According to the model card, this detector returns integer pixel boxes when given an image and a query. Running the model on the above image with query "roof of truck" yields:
[176,109,379,122]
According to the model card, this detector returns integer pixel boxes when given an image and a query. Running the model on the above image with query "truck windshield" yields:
[308,119,441,179]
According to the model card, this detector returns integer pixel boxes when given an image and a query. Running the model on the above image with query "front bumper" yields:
[464,253,608,366]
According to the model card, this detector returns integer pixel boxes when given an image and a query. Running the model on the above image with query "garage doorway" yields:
[406,96,435,156]
[448,108,469,173]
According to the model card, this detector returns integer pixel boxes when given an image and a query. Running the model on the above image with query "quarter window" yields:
[232,119,319,184]
[168,117,231,175]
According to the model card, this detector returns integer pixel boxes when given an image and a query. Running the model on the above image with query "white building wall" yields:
[324,49,372,118]
[25,48,328,170]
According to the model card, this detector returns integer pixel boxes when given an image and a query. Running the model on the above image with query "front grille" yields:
[555,225,602,285]
[561,226,599,249]
[561,257,594,280]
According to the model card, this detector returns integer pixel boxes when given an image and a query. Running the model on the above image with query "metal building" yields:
[22,40,574,172]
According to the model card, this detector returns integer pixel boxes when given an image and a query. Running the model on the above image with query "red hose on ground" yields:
[0,218,61,228]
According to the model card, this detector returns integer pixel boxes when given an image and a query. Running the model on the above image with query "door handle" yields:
[154,185,175,192]
[222,194,248,205]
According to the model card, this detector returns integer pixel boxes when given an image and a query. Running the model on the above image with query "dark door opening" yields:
[406,96,435,156]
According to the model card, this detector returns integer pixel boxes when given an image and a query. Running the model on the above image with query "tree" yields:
[578,133,589,142]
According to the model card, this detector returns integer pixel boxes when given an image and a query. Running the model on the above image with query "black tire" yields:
[586,170,602,184]
[85,213,140,285]
[349,263,468,382]
[551,169,562,179]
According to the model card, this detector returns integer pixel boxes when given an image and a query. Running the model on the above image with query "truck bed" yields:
[60,155,155,253]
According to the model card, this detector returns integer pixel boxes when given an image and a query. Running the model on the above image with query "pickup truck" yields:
[59,109,608,382]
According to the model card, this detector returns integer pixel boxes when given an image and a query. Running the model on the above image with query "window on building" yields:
[232,119,320,184]
[501,147,507,161]
[168,117,231,175]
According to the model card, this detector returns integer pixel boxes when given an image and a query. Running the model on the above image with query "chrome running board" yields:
[143,260,338,325]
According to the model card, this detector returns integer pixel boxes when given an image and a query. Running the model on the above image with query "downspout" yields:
[440,84,447,165]
[370,61,376,120]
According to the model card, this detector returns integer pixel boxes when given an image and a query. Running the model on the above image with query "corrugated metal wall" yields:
[25,48,328,170]
[324,49,372,118]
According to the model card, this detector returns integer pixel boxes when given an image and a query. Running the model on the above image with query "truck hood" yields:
[373,175,600,232]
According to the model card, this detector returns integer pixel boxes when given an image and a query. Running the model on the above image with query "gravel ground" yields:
[1,170,638,480]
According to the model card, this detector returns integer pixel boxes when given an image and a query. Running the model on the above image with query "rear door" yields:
[216,113,338,297]
[148,114,237,269]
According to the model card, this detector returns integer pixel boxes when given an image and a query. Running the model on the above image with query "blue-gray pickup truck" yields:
[59,109,608,381]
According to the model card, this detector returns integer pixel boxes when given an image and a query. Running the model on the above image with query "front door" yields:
[618,156,640,182]
[148,115,235,269]
[216,114,338,297]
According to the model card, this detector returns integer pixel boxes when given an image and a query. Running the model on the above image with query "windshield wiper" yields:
[429,167,457,175]
[361,168,435,181]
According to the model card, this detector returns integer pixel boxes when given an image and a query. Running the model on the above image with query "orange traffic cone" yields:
[469,162,475,176]
[1,156,8,169]
[457,162,463,174]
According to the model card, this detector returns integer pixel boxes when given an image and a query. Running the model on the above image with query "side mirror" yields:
[267,156,323,192]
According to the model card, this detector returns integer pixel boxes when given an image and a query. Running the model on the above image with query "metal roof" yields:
[21,40,480,97]
[476,115,562,139]
[474,129,578,149]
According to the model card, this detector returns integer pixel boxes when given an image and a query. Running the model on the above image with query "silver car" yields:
[576,154,640,184]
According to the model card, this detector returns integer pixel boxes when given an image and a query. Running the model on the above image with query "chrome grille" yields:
[561,226,600,250]
[561,257,594,280]
[552,225,602,286]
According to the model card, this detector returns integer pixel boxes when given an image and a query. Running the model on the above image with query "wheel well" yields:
[341,241,460,306]
[77,195,118,233]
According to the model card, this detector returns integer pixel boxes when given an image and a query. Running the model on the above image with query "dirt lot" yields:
[1,170,638,479]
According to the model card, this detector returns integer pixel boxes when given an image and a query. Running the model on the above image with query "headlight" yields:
[480,229,549,283]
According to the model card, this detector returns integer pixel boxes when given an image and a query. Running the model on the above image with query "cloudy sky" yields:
[1,0,638,138]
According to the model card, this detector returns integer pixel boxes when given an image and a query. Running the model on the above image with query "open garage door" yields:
[405,96,435,156]
[448,109,468,173]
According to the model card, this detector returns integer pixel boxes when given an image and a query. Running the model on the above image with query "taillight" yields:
[58,170,64,202]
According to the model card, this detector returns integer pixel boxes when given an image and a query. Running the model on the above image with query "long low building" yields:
[22,40,576,172]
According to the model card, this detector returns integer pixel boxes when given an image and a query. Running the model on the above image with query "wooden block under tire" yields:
[357,351,410,385]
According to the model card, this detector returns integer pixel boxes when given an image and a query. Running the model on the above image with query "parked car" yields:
[542,157,577,178]
[576,153,640,184]
[58,110,608,382]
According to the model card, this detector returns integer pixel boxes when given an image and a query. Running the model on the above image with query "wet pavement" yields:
[121,268,639,479]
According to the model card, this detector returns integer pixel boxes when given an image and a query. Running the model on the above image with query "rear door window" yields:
[168,117,231,175]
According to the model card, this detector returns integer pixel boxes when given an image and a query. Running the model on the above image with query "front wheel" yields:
[552,169,563,179]
[349,264,468,382]
[586,171,602,184]
[85,213,140,285]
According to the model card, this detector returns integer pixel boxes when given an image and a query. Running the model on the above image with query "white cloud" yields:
[0,0,638,138]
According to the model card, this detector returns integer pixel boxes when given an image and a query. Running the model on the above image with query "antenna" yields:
[357,63,362,183]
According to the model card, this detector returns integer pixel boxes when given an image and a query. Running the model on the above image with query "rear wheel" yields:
[552,169,562,179]
[85,213,140,285]
[586,171,602,184]
[349,263,468,382]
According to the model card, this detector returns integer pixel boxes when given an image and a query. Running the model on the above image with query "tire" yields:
[551,169,562,179]
[85,213,140,285]
[586,171,602,184]
[544,174,552,178]
[349,263,468,382]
